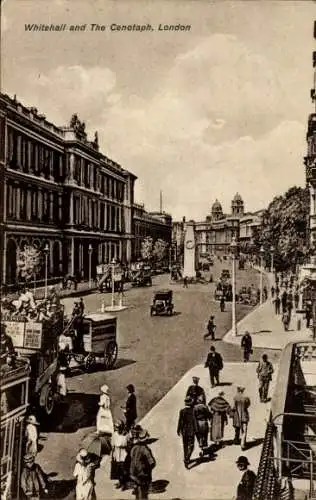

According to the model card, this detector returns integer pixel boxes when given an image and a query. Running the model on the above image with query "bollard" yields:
[297,318,301,331]
[101,300,105,313]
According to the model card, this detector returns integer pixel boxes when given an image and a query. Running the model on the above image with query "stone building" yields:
[1,93,136,288]
[172,194,262,262]
[132,203,172,259]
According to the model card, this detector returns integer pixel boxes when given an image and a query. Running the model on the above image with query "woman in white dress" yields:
[73,449,96,500]
[96,385,114,435]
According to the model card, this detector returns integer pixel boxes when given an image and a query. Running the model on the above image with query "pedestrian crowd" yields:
[272,271,312,332]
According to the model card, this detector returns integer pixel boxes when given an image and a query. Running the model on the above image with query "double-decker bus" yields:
[1,358,30,500]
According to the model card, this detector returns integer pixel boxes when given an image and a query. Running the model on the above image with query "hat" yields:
[76,449,88,463]
[237,386,245,392]
[59,365,67,372]
[114,419,125,430]
[218,391,225,397]
[100,384,109,394]
[184,396,193,405]
[236,455,250,466]
[127,384,135,392]
[192,376,200,382]
[26,415,40,426]
[132,425,149,442]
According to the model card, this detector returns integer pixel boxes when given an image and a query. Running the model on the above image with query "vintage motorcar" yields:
[221,269,230,279]
[150,290,174,316]
[131,269,152,287]
[237,287,251,304]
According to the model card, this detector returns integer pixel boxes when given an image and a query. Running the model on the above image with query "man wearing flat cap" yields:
[235,455,256,500]
[185,376,206,407]
[177,396,197,468]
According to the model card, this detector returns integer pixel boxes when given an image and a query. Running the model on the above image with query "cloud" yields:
[11,33,306,219]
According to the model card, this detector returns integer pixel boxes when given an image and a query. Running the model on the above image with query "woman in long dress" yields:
[96,384,114,435]
[208,391,231,446]
[73,449,96,500]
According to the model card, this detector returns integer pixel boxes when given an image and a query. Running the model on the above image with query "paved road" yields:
[38,263,279,497]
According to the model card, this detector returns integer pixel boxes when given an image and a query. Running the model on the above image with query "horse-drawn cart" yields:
[62,313,118,371]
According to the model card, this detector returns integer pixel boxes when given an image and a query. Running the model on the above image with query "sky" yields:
[2,0,315,220]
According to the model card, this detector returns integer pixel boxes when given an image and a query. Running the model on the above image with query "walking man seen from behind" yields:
[256,354,274,403]
[204,346,223,387]
[177,396,196,469]
[186,376,206,406]
[240,332,252,362]
[231,387,250,450]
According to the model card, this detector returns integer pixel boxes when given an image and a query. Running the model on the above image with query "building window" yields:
[31,189,38,220]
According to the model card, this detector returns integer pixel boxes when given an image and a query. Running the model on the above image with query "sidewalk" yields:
[223,300,313,350]
[95,362,278,500]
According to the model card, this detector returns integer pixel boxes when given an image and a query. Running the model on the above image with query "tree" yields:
[140,236,153,261]
[153,239,168,263]
[253,186,310,271]
[17,245,42,282]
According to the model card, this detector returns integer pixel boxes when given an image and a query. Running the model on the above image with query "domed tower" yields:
[231,193,244,216]
[211,199,223,221]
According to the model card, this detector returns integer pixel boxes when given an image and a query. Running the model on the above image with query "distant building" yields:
[1,93,136,288]
[172,194,262,263]
[132,203,172,260]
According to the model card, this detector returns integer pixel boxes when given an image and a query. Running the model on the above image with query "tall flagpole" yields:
[160,190,163,212]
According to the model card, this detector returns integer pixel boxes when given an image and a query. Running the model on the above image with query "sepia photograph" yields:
[0,1,316,499]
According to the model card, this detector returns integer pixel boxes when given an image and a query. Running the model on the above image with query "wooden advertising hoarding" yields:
[3,321,43,350]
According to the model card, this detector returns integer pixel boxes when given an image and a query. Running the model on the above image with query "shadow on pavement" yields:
[47,478,75,499]
[244,437,264,450]
[113,358,137,370]
[42,393,99,433]
[150,479,170,494]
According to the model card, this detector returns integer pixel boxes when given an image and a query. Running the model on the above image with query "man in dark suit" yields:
[177,396,197,468]
[185,376,206,406]
[123,384,137,431]
[204,346,223,387]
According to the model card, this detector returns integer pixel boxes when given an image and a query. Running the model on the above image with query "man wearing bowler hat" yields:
[235,455,256,500]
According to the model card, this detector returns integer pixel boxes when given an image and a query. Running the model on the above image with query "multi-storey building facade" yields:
[173,194,262,262]
[304,23,316,250]
[1,93,136,287]
[132,203,172,259]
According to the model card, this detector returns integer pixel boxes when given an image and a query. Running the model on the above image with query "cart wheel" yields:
[41,385,55,416]
[104,341,118,369]
[84,353,96,372]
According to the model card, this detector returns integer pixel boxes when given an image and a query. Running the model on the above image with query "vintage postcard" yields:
[1,1,316,499]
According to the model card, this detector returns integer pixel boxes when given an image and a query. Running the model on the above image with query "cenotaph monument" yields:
[183,220,196,279]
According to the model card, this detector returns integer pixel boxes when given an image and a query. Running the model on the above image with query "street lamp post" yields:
[88,244,93,289]
[260,246,264,304]
[230,237,238,336]
[270,245,274,275]
[111,258,116,308]
[44,244,49,299]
